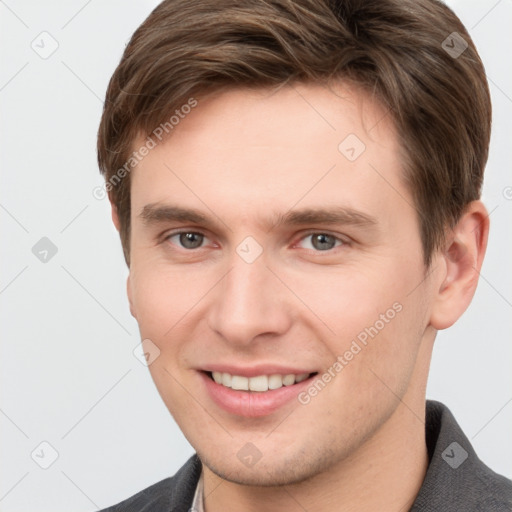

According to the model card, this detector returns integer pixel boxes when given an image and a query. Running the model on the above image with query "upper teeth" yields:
[211,372,310,392]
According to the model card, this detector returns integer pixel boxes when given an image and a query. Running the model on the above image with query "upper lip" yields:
[200,364,316,378]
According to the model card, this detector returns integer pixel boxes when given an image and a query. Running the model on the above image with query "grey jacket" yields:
[99,401,512,511]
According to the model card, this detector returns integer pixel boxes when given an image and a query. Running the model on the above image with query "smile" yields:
[210,371,312,392]
[201,369,318,417]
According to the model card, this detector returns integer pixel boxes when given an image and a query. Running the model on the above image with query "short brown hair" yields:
[97,0,491,267]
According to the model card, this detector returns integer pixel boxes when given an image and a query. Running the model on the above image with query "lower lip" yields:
[200,372,315,418]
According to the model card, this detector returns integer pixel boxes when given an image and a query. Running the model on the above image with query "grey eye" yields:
[173,232,205,249]
[299,233,342,251]
[311,234,336,250]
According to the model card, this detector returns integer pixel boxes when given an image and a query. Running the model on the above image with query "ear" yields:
[110,198,121,232]
[430,200,489,330]
[127,274,137,319]
[112,197,136,317]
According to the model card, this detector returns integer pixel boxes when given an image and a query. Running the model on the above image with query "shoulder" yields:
[412,401,512,511]
[98,454,202,512]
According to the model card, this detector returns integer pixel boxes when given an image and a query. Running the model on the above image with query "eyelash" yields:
[162,230,349,253]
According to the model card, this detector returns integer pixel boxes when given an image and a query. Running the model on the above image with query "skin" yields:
[111,82,489,512]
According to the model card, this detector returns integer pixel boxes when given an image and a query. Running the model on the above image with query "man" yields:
[96,0,512,510]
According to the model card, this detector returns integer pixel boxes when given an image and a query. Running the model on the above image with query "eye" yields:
[166,231,209,249]
[298,233,344,251]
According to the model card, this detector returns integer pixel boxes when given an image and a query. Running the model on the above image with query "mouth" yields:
[206,371,317,392]
[200,369,319,417]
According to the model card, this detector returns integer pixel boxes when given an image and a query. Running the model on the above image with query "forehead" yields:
[130,82,407,225]
[147,82,396,160]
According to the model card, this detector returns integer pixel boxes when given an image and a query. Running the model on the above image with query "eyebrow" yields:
[139,204,378,231]
[140,204,210,226]
[271,207,378,230]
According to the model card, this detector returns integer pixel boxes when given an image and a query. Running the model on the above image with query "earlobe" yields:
[430,201,489,330]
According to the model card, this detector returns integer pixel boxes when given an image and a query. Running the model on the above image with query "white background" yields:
[1,1,511,510]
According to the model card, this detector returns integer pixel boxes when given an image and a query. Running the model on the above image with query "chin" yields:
[198,445,340,487]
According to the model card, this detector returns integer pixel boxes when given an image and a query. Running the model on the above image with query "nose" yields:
[206,253,292,348]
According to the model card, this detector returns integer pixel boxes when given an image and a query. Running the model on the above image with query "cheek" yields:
[129,263,212,413]
[287,261,427,386]
[129,259,213,337]
[284,263,405,337]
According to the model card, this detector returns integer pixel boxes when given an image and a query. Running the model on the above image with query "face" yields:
[126,83,437,485]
